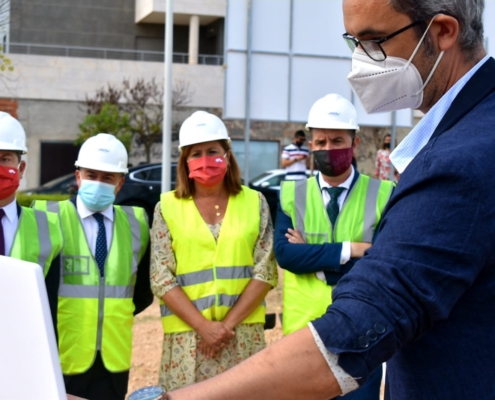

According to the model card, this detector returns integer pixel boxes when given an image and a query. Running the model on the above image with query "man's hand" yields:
[350,242,372,258]
[286,228,306,244]
[197,321,235,358]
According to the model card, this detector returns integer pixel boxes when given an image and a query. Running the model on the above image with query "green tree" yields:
[81,78,193,163]
[0,50,13,73]
[77,103,133,151]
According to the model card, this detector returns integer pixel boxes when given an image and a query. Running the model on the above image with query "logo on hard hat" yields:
[196,123,206,127]
[98,148,110,153]
[328,112,341,116]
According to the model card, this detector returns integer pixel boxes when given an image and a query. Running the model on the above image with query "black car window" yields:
[266,175,285,186]
[132,170,149,181]
[148,166,162,182]
[171,165,177,182]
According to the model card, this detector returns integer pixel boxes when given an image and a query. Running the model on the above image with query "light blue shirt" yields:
[390,55,490,174]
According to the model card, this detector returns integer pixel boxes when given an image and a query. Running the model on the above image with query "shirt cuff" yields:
[308,322,359,396]
[316,271,326,282]
[340,241,351,265]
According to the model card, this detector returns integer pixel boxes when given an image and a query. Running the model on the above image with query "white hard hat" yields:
[179,111,230,150]
[306,94,359,131]
[0,112,28,154]
[75,133,128,174]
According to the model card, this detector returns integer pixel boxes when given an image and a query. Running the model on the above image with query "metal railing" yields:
[9,42,224,65]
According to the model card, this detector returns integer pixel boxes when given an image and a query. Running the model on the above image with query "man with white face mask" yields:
[161,0,495,399]
[33,134,153,400]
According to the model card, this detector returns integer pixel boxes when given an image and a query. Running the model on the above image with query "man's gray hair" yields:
[389,0,484,57]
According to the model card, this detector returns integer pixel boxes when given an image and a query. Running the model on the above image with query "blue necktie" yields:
[93,213,107,277]
[326,187,345,226]
[0,209,5,256]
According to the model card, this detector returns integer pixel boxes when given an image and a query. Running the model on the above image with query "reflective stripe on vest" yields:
[32,199,149,374]
[10,207,63,277]
[160,186,265,333]
[281,175,393,335]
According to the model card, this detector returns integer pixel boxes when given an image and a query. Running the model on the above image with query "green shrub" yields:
[16,193,72,208]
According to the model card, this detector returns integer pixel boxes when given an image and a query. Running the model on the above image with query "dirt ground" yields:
[128,268,384,398]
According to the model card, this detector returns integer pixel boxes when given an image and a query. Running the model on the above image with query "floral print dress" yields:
[375,149,399,181]
[150,192,278,391]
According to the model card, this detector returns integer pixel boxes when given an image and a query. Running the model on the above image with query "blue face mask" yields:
[78,179,116,212]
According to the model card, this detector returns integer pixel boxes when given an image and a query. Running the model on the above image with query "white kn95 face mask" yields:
[347,17,444,113]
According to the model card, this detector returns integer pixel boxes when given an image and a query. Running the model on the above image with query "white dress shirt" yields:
[315,168,354,282]
[76,196,113,254]
[0,198,19,256]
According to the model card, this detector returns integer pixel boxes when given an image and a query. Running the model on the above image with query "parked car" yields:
[248,169,314,224]
[22,163,178,221]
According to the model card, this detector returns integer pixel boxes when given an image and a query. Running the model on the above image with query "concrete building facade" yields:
[0,0,407,190]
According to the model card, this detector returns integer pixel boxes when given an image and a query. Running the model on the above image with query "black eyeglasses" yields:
[342,20,424,61]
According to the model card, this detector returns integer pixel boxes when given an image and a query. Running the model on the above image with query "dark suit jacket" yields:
[313,57,495,399]
[275,170,361,285]
[45,198,153,328]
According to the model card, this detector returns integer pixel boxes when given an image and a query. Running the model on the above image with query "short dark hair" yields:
[0,150,23,163]
[295,130,306,139]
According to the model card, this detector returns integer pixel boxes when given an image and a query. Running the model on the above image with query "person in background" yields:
[281,130,310,180]
[150,111,277,392]
[0,112,63,328]
[33,134,152,400]
[275,94,394,400]
[374,134,397,181]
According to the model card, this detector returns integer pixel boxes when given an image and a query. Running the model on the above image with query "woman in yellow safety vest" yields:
[150,111,278,392]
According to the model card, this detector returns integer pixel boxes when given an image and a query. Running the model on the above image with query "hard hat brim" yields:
[305,123,360,131]
[179,136,231,151]
[75,160,128,174]
[0,142,28,154]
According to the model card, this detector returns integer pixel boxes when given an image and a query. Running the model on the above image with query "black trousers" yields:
[64,352,129,400]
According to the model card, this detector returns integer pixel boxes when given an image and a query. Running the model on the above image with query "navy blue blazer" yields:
[313,57,495,399]
[274,171,360,285]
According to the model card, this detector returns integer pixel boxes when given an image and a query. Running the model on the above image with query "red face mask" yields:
[188,155,227,188]
[0,165,20,200]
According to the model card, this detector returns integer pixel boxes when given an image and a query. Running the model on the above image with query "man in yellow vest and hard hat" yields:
[0,111,63,323]
[275,94,394,400]
[33,133,153,400]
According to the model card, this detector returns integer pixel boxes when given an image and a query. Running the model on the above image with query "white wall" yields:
[7,54,224,108]
[135,0,226,24]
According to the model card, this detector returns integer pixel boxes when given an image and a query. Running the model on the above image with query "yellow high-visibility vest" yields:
[33,200,149,374]
[10,206,63,277]
[159,186,265,333]
[280,175,393,335]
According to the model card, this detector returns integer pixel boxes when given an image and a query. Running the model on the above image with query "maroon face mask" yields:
[313,148,353,177]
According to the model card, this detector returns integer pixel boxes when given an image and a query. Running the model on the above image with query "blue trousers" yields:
[335,364,383,400]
